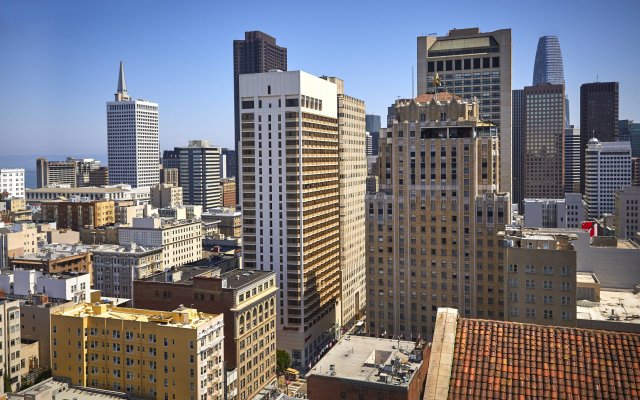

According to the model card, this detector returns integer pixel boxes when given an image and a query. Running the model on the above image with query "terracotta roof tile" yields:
[447,318,640,399]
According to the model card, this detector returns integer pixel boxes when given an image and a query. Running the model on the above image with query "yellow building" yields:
[51,303,225,400]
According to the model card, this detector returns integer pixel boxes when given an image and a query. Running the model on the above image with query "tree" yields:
[276,349,291,375]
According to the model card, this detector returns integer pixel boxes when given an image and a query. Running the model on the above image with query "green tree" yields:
[276,349,291,375]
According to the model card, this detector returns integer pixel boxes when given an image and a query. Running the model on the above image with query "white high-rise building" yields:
[585,138,631,218]
[0,169,25,198]
[107,61,159,188]
[365,132,373,156]
[239,70,340,369]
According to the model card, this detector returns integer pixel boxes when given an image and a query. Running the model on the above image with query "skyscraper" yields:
[365,114,381,155]
[366,92,510,339]
[417,28,512,194]
[532,35,570,126]
[239,70,340,369]
[579,82,619,193]
[233,32,287,186]
[322,76,368,332]
[585,139,631,218]
[107,62,159,188]
[533,36,565,85]
[523,83,565,200]
[564,126,581,193]
[175,140,221,210]
[512,89,524,209]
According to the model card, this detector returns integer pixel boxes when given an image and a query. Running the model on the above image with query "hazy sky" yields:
[1,0,639,156]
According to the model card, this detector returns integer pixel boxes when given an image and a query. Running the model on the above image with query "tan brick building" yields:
[40,199,115,230]
[503,227,577,327]
[366,92,510,340]
[134,267,277,400]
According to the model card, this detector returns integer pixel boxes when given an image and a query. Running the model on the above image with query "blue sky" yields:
[1,0,639,156]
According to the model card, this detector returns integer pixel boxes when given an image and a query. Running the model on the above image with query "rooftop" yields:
[577,289,640,325]
[222,269,274,290]
[307,335,425,387]
[426,308,640,399]
[11,243,90,261]
[576,271,599,284]
[139,255,241,284]
[90,242,161,254]
[54,303,219,329]
[414,92,462,103]
[9,378,128,399]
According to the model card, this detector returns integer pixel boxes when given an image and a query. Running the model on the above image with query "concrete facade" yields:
[418,28,512,194]
[40,200,115,230]
[503,228,577,327]
[239,70,341,369]
[0,169,25,199]
[366,93,510,340]
[585,139,631,218]
[150,183,183,209]
[614,186,640,240]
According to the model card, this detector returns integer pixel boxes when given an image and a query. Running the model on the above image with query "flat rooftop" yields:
[307,336,424,387]
[222,269,274,290]
[576,271,599,284]
[11,244,90,261]
[9,378,127,399]
[577,289,640,324]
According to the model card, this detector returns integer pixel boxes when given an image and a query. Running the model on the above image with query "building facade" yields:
[614,186,640,240]
[36,158,76,188]
[503,228,577,327]
[564,126,581,193]
[533,36,565,86]
[417,28,512,194]
[512,89,524,209]
[134,268,277,400]
[118,218,202,271]
[221,178,236,208]
[523,83,565,199]
[40,200,115,230]
[159,167,178,186]
[107,62,159,188]
[150,183,182,209]
[524,194,585,229]
[0,169,25,199]
[239,70,340,368]
[585,139,631,218]
[366,92,510,340]
[26,185,150,204]
[322,77,367,330]
[9,244,93,279]
[0,299,25,391]
[91,243,163,302]
[234,31,287,185]
[580,82,619,193]
[174,140,221,210]
[51,304,225,399]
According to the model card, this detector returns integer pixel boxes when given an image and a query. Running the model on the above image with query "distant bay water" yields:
[0,154,107,189]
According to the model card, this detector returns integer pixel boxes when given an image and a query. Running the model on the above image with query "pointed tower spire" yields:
[114,61,130,101]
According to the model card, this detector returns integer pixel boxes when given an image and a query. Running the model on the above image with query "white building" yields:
[365,132,373,156]
[0,269,90,303]
[118,217,202,270]
[524,193,585,228]
[90,243,162,302]
[107,61,159,188]
[615,186,640,240]
[239,70,341,368]
[585,139,632,218]
[26,184,150,204]
[0,168,25,198]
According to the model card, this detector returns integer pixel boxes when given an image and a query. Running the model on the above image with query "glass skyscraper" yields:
[533,36,565,85]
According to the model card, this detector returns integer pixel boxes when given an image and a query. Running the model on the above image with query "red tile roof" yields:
[448,318,640,399]
[414,92,461,103]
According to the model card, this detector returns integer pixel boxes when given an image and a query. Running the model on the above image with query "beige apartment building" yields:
[118,218,202,270]
[40,199,115,230]
[614,186,640,240]
[134,268,277,400]
[503,228,577,327]
[239,70,341,369]
[366,92,510,340]
[51,303,225,400]
[322,76,367,330]
[150,183,183,209]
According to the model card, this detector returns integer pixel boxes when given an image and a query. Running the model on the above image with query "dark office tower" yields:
[512,89,524,209]
[418,28,512,194]
[233,31,287,182]
[579,82,619,192]
[620,119,633,142]
[220,148,237,179]
[161,149,180,170]
[533,36,565,85]
[366,115,381,155]
[523,84,565,200]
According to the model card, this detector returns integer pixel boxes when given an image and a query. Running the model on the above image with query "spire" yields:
[115,61,130,101]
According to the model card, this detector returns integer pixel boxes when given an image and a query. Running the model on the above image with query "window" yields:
[561,296,571,305]
[525,265,536,274]
[562,282,571,291]
[543,266,553,275]
[508,278,518,288]
[561,266,571,276]
[525,293,535,304]
[242,100,254,109]
[285,98,299,107]
[544,295,553,304]
[543,281,553,290]
[561,311,571,320]
[526,308,535,318]
[544,310,553,319]
[508,264,518,273]
[525,280,535,289]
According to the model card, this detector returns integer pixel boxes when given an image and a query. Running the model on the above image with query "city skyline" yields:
[1,1,640,156]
